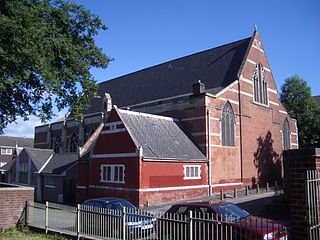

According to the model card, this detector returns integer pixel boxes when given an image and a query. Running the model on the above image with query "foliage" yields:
[0,0,111,133]
[0,226,70,240]
[280,75,320,148]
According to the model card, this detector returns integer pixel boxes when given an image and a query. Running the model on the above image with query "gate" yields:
[306,170,320,239]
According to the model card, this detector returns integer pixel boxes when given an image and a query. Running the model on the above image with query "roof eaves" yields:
[37,153,54,174]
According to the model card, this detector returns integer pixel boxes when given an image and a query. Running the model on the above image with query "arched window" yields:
[69,133,78,153]
[221,102,235,146]
[53,135,61,153]
[253,64,268,105]
[283,118,291,150]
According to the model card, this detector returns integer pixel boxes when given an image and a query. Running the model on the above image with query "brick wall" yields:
[284,148,320,240]
[0,183,34,230]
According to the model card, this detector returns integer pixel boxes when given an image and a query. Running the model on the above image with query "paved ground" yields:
[143,190,291,227]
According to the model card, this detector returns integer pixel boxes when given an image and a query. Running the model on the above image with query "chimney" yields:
[103,93,112,113]
[192,80,205,95]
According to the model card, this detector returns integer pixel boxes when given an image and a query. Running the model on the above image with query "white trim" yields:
[240,77,253,85]
[279,110,288,115]
[101,128,126,135]
[76,185,87,189]
[267,88,278,94]
[211,182,243,187]
[183,165,201,180]
[104,121,122,127]
[269,101,279,106]
[45,185,56,188]
[264,67,271,72]
[214,80,239,98]
[291,132,298,136]
[291,143,298,146]
[219,98,239,105]
[240,91,253,98]
[38,154,54,173]
[210,117,220,121]
[181,116,205,122]
[247,59,256,65]
[100,164,125,184]
[252,44,264,53]
[118,108,179,122]
[92,152,139,159]
[88,184,209,192]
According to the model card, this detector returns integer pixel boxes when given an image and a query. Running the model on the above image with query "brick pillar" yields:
[284,148,320,240]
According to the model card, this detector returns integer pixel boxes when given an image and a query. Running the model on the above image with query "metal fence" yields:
[26,201,287,240]
[306,170,320,240]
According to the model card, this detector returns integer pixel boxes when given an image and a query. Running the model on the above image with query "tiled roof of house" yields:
[24,148,54,171]
[82,36,252,115]
[41,153,78,175]
[117,108,207,161]
[0,136,34,148]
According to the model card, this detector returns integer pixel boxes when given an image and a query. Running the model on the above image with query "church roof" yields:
[84,36,252,115]
[41,153,78,175]
[24,147,54,171]
[116,108,207,161]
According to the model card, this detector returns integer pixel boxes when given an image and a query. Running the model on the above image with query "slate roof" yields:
[314,95,320,105]
[41,153,78,175]
[0,136,34,147]
[116,108,207,161]
[83,36,252,115]
[24,148,54,171]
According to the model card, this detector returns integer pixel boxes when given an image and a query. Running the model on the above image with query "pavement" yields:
[143,190,277,213]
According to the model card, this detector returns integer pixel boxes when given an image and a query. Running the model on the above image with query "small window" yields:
[184,165,201,179]
[100,164,125,183]
[45,176,56,187]
[253,63,268,105]
[1,148,12,155]
[69,133,78,153]
[283,118,291,150]
[19,163,28,172]
[221,102,235,146]
[53,135,61,153]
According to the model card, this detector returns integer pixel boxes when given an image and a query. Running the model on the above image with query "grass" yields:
[0,227,71,240]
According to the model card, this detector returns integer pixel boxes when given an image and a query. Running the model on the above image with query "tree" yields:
[0,0,111,133]
[280,75,320,148]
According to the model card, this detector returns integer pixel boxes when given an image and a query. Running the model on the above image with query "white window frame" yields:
[100,164,125,183]
[183,165,201,180]
[19,162,28,172]
[1,148,13,155]
[44,176,56,188]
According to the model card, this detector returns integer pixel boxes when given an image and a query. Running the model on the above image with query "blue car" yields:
[82,198,156,239]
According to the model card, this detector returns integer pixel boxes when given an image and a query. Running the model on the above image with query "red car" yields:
[158,201,288,240]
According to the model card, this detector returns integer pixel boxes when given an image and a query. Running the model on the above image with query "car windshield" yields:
[119,200,136,209]
[213,203,250,222]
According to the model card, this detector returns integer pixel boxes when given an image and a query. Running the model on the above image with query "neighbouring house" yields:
[0,135,33,169]
[34,30,298,206]
[40,153,78,203]
[1,147,78,203]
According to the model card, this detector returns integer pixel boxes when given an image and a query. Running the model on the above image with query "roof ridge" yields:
[97,36,252,85]
[118,108,179,122]
[24,147,53,152]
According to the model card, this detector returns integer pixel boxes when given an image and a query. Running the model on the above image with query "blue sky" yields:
[4,0,320,137]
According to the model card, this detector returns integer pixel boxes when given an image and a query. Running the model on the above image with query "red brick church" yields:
[34,30,298,206]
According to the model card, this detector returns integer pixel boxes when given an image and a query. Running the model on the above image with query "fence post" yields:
[266,182,269,191]
[220,189,224,200]
[188,210,193,240]
[122,207,126,240]
[45,201,49,234]
[233,188,237,198]
[25,201,29,226]
[256,184,260,194]
[77,204,80,240]
[246,186,249,195]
